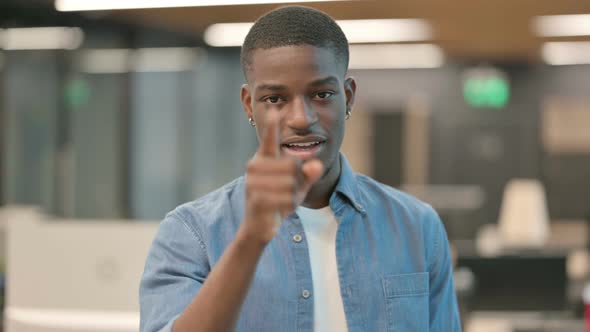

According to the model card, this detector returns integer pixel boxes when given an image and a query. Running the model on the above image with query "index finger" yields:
[258,111,280,158]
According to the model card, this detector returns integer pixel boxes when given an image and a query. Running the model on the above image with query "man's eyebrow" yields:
[309,76,339,87]
[256,84,288,92]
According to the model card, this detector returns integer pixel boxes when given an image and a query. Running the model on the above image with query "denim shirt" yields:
[139,155,461,332]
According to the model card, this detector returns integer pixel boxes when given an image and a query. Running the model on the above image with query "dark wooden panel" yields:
[373,111,404,189]
[543,155,590,220]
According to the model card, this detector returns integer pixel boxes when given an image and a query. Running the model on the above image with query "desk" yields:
[456,244,568,311]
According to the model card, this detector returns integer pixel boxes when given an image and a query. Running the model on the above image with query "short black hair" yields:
[240,6,349,78]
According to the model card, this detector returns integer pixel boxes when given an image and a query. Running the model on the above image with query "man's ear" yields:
[344,77,357,111]
[241,83,253,121]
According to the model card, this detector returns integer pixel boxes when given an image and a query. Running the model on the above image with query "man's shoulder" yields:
[354,173,437,220]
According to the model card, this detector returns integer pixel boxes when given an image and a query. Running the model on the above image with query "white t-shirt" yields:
[296,206,349,332]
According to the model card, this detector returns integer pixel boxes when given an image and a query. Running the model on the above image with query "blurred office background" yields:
[1,0,590,331]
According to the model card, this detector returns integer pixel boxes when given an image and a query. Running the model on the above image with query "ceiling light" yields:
[1,27,83,50]
[338,19,432,43]
[55,0,342,11]
[204,23,254,47]
[204,19,432,47]
[349,44,444,69]
[542,42,590,65]
[533,14,590,37]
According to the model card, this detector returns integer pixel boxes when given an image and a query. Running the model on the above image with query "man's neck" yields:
[301,157,341,209]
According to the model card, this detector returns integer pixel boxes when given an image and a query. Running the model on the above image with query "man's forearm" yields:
[172,225,267,332]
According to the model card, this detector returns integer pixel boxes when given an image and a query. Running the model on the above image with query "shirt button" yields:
[301,289,311,299]
[292,234,303,243]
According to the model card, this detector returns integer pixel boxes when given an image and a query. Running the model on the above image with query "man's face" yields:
[241,45,356,176]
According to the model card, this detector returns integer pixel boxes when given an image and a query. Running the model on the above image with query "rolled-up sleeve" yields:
[139,211,210,332]
[426,207,462,331]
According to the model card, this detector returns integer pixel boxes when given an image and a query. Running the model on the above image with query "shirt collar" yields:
[332,153,365,214]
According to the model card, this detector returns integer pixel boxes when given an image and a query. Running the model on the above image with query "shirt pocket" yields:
[381,272,429,332]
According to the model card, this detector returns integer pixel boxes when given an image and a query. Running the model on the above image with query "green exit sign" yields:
[463,68,510,109]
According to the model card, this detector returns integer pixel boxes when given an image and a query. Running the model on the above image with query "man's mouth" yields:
[283,141,322,150]
[281,139,326,159]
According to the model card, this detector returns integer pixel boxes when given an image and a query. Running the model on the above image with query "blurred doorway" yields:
[373,98,431,188]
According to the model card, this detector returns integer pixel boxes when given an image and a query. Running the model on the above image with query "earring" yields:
[249,117,256,127]
[345,109,351,120]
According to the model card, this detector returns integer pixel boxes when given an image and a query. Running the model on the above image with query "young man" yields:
[140,6,460,332]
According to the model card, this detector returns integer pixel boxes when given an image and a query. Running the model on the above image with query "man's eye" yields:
[264,96,283,104]
[314,91,334,100]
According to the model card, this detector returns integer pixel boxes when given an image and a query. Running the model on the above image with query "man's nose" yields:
[284,96,318,130]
